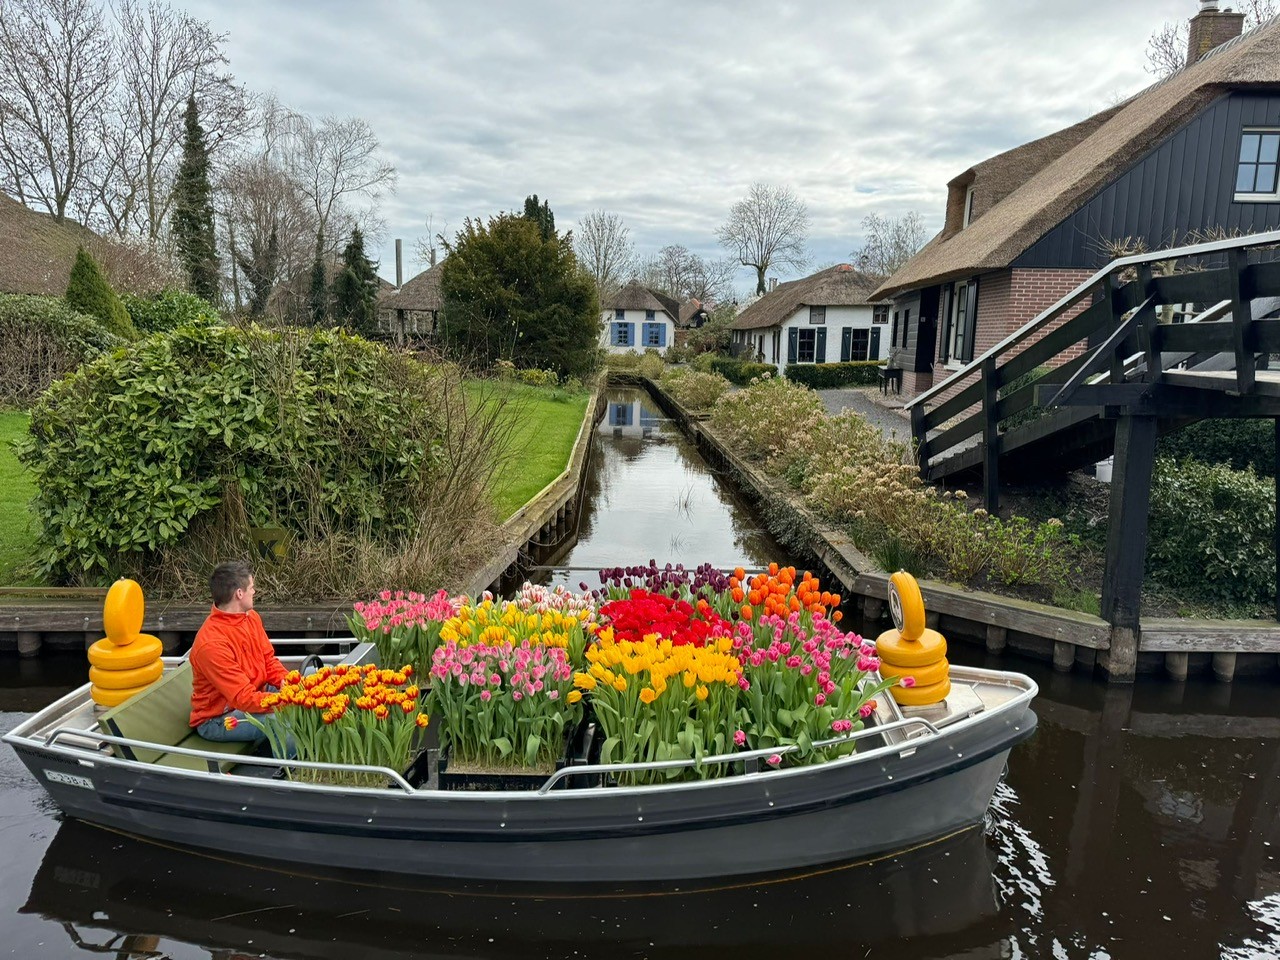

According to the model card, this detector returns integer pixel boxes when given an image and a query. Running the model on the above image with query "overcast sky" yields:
[186,0,1202,297]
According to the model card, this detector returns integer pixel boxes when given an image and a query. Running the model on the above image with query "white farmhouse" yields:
[730,264,890,374]
[600,280,678,355]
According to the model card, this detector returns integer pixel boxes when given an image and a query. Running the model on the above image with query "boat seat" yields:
[96,662,255,772]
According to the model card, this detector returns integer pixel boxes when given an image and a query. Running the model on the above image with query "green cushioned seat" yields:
[96,661,255,771]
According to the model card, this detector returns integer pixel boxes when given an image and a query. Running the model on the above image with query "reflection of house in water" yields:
[603,400,660,438]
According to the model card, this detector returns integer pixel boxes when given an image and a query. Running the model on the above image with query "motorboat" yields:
[6,646,1036,884]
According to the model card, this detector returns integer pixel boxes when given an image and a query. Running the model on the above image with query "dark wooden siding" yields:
[1015,92,1280,270]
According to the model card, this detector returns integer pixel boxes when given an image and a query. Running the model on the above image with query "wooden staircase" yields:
[906,230,1280,678]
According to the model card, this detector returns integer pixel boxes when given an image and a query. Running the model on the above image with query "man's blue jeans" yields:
[195,686,295,758]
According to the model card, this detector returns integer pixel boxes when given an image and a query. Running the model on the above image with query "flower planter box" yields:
[436,722,585,792]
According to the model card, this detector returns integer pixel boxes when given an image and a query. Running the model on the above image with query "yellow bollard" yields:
[876,571,951,706]
[87,579,165,707]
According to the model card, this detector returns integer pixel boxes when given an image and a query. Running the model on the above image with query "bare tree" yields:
[851,211,929,279]
[95,0,250,239]
[280,112,397,255]
[639,244,736,304]
[1145,1,1276,78]
[0,0,114,222]
[716,182,809,296]
[412,213,448,267]
[574,209,634,302]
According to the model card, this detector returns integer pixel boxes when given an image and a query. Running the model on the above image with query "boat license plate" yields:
[45,770,95,790]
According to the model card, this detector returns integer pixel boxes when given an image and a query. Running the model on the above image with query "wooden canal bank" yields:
[0,385,608,660]
[641,377,1280,685]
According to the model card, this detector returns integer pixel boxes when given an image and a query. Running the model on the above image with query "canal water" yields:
[0,386,1277,959]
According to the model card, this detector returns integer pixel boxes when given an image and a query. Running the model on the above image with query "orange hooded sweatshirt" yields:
[188,606,288,727]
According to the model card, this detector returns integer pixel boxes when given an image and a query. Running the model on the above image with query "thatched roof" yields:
[731,264,886,331]
[875,17,1280,300]
[603,280,677,319]
[379,261,443,312]
[679,299,709,326]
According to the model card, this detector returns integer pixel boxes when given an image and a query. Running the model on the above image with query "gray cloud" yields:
[187,0,1191,294]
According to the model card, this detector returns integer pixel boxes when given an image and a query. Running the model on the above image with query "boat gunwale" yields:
[4,665,1038,803]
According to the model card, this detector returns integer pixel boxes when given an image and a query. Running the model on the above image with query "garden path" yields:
[816,386,912,442]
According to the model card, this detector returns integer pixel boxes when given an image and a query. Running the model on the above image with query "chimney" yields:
[769,277,778,291]
[1187,1,1245,65]
[395,238,403,289]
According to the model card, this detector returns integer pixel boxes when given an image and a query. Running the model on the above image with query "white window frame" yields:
[1234,128,1280,202]
[946,281,975,369]
[962,186,976,227]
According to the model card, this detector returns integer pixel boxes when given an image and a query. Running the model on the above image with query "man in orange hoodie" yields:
[189,560,288,746]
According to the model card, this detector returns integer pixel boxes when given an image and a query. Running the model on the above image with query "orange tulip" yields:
[740,605,753,621]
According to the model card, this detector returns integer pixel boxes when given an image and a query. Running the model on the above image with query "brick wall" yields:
[910,266,1095,413]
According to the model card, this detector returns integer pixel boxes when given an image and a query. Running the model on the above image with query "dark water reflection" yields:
[1,385,1278,957]
[542,387,786,583]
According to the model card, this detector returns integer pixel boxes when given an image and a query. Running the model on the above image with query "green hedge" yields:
[709,357,775,385]
[1147,456,1275,608]
[122,289,219,334]
[1158,419,1275,478]
[0,294,125,407]
[16,324,448,579]
[784,361,883,389]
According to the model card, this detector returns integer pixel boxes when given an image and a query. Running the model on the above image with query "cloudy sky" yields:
[185,0,1202,296]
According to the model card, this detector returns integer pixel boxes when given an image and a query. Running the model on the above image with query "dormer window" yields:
[963,186,976,227]
[1235,129,1280,200]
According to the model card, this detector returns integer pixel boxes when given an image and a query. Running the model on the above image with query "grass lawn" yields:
[0,410,37,584]
[484,384,590,520]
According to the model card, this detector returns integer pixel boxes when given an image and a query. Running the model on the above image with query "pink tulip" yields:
[901,676,917,688]
[734,730,747,746]
[767,754,782,767]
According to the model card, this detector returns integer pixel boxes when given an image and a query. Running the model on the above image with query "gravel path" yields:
[817,387,913,442]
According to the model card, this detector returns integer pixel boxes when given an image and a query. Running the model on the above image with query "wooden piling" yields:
[1165,652,1190,682]
[985,625,1007,654]
[1053,641,1075,673]
[1213,652,1238,684]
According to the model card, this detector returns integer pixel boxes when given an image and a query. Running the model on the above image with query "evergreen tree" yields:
[331,228,381,335]
[170,96,219,302]
[440,213,598,378]
[523,194,556,241]
[65,247,135,338]
[309,253,327,326]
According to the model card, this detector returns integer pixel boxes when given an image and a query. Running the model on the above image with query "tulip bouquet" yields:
[349,589,461,677]
[437,594,596,667]
[577,630,743,784]
[428,640,580,771]
[729,568,897,766]
[245,663,429,787]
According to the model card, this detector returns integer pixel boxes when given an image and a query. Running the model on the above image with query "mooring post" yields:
[1100,414,1159,682]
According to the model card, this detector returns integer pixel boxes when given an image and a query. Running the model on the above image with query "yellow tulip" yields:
[639,687,657,704]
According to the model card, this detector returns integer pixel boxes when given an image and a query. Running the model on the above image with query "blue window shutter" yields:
[610,323,620,346]
[816,328,827,363]
[627,322,635,346]
[658,324,667,347]
[787,328,798,364]
[870,327,881,360]
[840,327,852,363]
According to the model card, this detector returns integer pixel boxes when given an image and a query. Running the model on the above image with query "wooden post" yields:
[1100,414,1160,682]
[1229,248,1256,395]
[1165,651,1190,682]
[1275,419,1280,622]
[985,624,1007,654]
[16,632,41,658]
[982,355,1000,512]
[911,403,929,475]
[1053,640,1074,673]
[1212,652,1238,684]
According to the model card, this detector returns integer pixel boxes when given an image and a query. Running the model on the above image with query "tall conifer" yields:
[331,228,380,335]
[170,96,219,302]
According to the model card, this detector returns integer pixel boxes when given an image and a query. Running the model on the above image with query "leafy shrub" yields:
[1158,419,1275,477]
[784,361,882,389]
[0,294,125,407]
[514,367,559,387]
[690,352,717,373]
[606,350,665,379]
[16,325,460,583]
[1147,457,1274,607]
[65,246,135,339]
[659,368,730,410]
[709,357,775,385]
[122,289,219,334]
[710,377,1076,594]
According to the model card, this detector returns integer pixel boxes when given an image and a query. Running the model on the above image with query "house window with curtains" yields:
[944,281,977,365]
